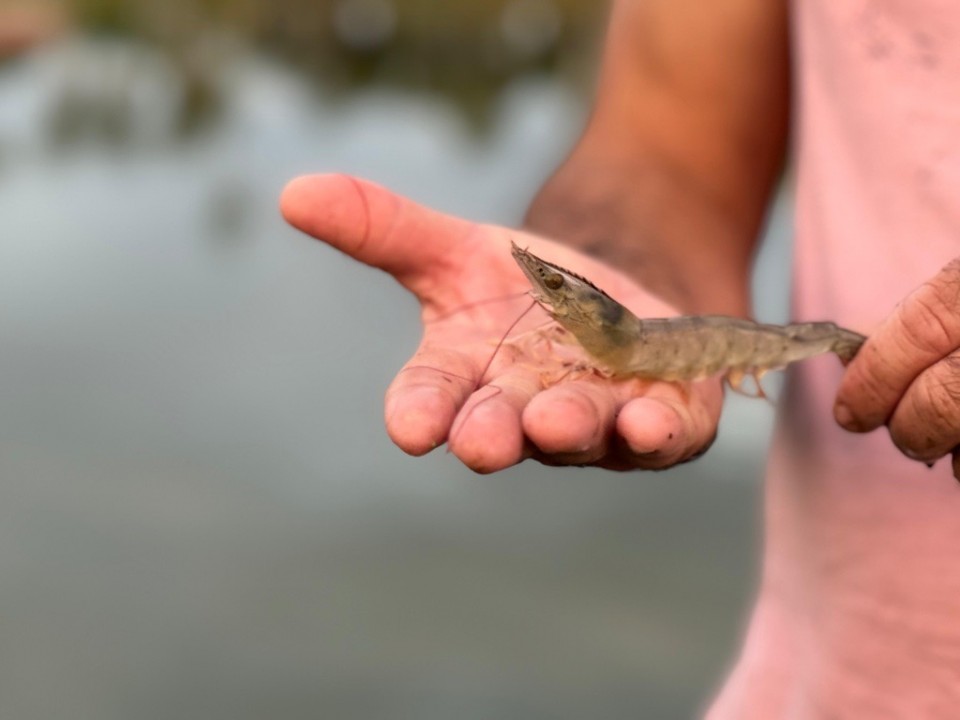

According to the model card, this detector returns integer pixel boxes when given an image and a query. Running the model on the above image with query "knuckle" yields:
[939,256,960,295]
[928,360,960,414]
[898,256,960,352]
[916,285,956,351]
[914,380,955,432]
[897,291,954,356]
[890,364,960,456]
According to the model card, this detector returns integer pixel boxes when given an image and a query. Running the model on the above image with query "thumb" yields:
[280,174,475,291]
[834,258,960,432]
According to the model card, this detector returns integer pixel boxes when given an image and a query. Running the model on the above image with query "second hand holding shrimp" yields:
[280,174,724,473]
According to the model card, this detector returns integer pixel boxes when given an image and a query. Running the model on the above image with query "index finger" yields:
[835,259,960,431]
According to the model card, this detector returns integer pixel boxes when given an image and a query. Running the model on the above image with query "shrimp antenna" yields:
[399,299,540,388]
[475,298,538,386]
[427,291,530,323]
[446,298,539,453]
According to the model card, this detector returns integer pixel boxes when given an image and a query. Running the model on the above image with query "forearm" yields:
[525,0,790,317]
[524,152,764,317]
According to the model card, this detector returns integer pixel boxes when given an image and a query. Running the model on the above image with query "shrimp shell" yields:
[510,242,865,393]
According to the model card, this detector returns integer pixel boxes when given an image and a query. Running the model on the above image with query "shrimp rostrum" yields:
[509,242,865,397]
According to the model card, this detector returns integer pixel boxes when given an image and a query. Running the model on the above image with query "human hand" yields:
[0,3,64,58]
[835,258,960,479]
[280,174,723,473]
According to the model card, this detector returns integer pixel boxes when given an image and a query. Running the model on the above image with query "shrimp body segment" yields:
[510,242,865,390]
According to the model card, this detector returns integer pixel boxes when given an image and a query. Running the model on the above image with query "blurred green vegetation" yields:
[61,0,605,132]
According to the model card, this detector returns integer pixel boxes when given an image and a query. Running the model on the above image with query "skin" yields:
[282,0,960,715]
[281,0,789,474]
[836,257,960,476]
[281,174,721,472]
[0,2,64,58]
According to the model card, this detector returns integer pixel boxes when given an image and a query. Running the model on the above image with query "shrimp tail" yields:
[831,327,867,363]
[782,322,867,364]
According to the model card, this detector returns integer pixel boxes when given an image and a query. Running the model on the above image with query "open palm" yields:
[281,174,723,472]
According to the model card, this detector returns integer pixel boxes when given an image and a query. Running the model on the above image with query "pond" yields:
[0,30,790,720]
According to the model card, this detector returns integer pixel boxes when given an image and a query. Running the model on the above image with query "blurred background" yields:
[0,1,792,718]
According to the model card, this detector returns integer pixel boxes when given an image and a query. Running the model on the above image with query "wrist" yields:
[524,153,754,316]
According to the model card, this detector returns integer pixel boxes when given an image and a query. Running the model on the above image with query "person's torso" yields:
[787,0,960,468]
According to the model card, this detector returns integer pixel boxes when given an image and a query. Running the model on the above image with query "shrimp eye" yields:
[543,273,564,290]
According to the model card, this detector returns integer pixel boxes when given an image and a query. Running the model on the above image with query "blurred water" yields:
[0,40,789,720]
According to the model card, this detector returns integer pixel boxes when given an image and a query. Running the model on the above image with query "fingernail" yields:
[833,401,859,431]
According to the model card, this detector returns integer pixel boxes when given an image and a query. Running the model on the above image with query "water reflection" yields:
[0,23,786,720]
[14,0,603,141]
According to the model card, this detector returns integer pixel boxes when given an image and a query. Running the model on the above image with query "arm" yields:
[526,0,790,317]
[0,3,63,58]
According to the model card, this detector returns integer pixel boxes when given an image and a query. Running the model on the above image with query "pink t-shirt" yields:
[711,2,960,717]
[788,0,960,465]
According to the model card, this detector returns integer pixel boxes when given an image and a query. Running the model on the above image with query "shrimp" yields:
[509,242,865,396]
